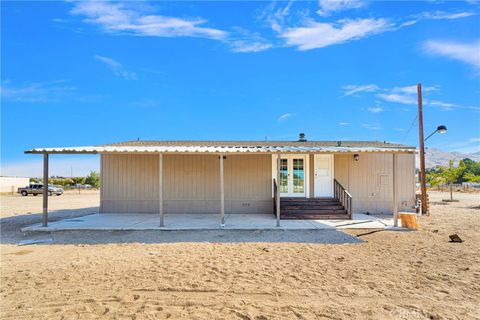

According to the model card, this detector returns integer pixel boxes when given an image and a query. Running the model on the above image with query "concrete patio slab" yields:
[21,212,407,232]
[321,213,398,229]
[21,213,334,231]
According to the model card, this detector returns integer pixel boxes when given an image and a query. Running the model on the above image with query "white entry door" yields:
[279,155,306,197]
[314,155,333,197]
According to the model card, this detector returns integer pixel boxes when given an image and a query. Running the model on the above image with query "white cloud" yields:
[361,123,381,130]
[230,40,273,53]
[339,122,350,126]
[399,10,475,28]
[376,93,417,105]
[451,145,480,154]
[71,1,227,40]
[270,3,475,51]
[442,137,480,154]
[423,40,480,69]
[427,100,480,111]
[278,113,294,122]
[375,85,438,106]
[1,156,100,178]
[259,0,295,33]
[376,89,480,110]
[422,11,476,20]
[52,18,69,23]
[367,106,384,113]
[230,41,272,53]
[229,29,273,53]
[391,85,438,94]
[280,18,390,50]
[316,0,366,17]
[72,1,274,53]
[0,80,76,103]
[345,84,479,111]
[94,55,138,80]
[343,84,379,96]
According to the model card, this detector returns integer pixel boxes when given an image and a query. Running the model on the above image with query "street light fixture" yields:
[424,125,447,141]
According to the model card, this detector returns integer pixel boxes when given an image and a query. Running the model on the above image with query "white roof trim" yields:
[27,146,416,154]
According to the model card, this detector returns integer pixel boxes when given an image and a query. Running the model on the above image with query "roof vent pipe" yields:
[298,133,307,142]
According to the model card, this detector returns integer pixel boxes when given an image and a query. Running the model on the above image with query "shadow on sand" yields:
[2,208,363,245]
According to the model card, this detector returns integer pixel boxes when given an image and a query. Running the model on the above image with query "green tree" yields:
[84,171,100,188]
[49,178,74,187]
[460,158,480,179]
[426,170,444,187]
[441,160,466,200]
[464,172,480,183]
[29,178,39,184]
[72,177,86,185]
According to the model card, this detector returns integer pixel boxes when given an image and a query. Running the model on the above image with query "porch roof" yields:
[25,140,416,154]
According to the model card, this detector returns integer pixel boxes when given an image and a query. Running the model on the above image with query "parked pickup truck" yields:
[17,184,64,196]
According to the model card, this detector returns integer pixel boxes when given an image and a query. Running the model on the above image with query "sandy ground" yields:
[0,191,99,218]
[0,191,479,319]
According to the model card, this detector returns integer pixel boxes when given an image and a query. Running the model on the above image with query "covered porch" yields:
[25,140,416,229]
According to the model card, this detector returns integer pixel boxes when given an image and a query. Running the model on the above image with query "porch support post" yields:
[276,154,281,227]
[42,153,49,227]
[220,154,225,227]
[392,153,399,227]
[159,153,164,227]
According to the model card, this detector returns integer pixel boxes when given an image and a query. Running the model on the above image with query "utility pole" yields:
[417,83,428,215]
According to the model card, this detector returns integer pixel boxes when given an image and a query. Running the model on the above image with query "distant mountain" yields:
[416,148,480,168]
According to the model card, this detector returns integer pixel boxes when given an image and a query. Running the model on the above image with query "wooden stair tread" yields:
[281,205,344,210]
[278,197,349,220]
[281,214,349,220]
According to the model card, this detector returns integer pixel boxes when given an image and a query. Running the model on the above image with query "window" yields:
[279,159,288,193]
[292,158,304,193]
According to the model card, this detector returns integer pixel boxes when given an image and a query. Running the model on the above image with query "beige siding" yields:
[224,154,273,214]
[101,154,159,213]
[101,152,415,215]
[101,154,272,214]
[333,153,416,214]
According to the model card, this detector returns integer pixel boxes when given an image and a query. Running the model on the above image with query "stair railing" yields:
[333,179,353,219]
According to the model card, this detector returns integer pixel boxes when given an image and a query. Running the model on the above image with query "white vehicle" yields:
[71,184,92,189]
[18,184,64,196]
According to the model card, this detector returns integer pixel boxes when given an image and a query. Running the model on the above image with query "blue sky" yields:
[1,0,480,176]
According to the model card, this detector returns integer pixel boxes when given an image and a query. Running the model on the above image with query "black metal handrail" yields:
[334,179,352,219]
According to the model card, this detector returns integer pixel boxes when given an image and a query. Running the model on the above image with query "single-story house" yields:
[26,137,416,227]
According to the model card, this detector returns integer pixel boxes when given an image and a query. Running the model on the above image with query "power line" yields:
[401,114,418,144]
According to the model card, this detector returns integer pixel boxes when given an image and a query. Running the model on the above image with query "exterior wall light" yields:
[354,154,359,161]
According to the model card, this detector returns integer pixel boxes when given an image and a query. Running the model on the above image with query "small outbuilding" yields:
[26,138,416,227]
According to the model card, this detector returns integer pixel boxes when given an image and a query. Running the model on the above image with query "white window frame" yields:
[272,154,309,198]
